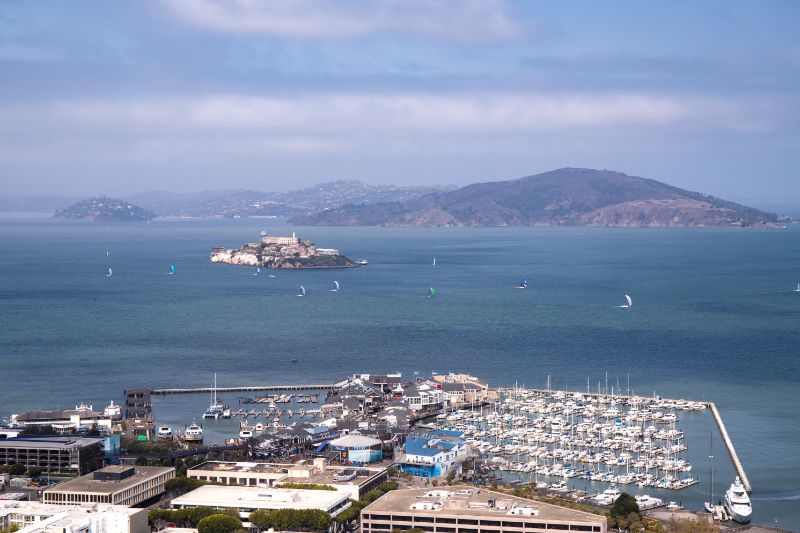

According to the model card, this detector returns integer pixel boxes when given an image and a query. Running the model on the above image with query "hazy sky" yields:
[1,1,799,198]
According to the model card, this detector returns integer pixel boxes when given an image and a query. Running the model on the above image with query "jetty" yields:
[151,384,337,395]
[709,402,751,493]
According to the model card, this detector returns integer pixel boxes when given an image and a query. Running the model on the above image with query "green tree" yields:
[134,456,148,466]
[9,464,26,476]
[610,493,640,527]
[248,509,273,530]
[197,513,242,533]
[26,467,43,478]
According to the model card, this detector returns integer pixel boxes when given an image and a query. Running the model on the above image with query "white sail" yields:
[625,294,632,307]
[298,285,306,297]
[106,267,112,277]
[432,257,436,266]
[333,280,339,291]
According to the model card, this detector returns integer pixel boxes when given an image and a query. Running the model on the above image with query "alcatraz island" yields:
[210,231,362,269]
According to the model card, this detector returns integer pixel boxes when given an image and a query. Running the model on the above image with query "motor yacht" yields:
[157,426,172,439]
[724,477,752,524]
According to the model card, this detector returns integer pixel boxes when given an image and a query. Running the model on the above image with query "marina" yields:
[151,384,337,395]
[426,385,749,494]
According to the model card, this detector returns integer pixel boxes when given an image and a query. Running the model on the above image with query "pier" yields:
[709,402,751,493]
[151,384,337,395]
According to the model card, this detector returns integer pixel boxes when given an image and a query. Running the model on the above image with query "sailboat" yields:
[254,267,261,276]
[432,257,436,266]
[426,287,436,299]
[297,285,306,297]
[203,373,224,419]
[517,278,528,289]
[793,283,800,293]
[169,264,175,275]
[620,294,632,308]
[330,280,339,292]
[704,433,715,513]
[106,267,113,277]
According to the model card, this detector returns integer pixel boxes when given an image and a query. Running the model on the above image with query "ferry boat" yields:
[724,477,752,524]
[157,426,172,439]
[184,422,203,443]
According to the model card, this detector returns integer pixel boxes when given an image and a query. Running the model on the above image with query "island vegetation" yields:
[54,196,155,222]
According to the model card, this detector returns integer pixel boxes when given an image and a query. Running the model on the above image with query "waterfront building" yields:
[329,434,383,464]
[42,465,174,506]
[403,384,444,413]
[432,373,498,404]
[187,459,387,500]
[124,389,153,441]
[360,488,607,533]
[397,433,468,478]
[11,404,114,433]
[171,485,351,525]
[0,501,147,533]
[0,437,104,475]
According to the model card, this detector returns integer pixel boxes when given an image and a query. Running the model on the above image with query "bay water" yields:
[0,217,798,529]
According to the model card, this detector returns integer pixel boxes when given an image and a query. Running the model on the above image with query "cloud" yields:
[161,0,519,42]
[0,91,785,164]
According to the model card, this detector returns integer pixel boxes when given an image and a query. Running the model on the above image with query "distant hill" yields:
[123,179,452,218]
[54,197,156,222]
[290,168,782,228]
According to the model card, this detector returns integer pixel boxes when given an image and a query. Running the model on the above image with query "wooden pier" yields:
[709,402,751,493]
[151,384,337,395]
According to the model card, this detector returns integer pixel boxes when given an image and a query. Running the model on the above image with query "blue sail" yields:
[170,264,175,274]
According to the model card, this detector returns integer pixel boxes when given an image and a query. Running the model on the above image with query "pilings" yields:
[151,384,336,395]
[709,402,751,493]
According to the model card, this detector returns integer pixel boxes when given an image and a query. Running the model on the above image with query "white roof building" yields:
[171,485,351,524]
[0,501,147,533]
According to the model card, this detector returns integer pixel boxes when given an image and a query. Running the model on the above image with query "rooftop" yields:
[190,461,384,488]
[329,434,382,448]
[362,488,606,526]
[0,437,102,450]
[44,466,174,495]
[172,485,349,512]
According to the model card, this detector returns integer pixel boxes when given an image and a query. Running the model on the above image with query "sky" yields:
[0,0,799,199]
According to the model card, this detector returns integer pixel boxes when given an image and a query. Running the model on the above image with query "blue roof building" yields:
[399,434,468,478]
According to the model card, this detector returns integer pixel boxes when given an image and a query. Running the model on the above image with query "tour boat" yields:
[184,422,203,443]
[157,426,172,439]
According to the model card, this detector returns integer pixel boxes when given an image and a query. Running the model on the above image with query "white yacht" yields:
[104,401,121,419]
[184,422,203,444]
[593,486,621,505]
[239,429,253,439]
[724,477,752,524]
[157,426,172,439]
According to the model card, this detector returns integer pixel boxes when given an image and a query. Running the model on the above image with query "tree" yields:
[134,456,148,466]
[26,467,43,479]
[9,464,26,476]
[248,509,272,530]
[609,493,640,527]
[197,514,243,533]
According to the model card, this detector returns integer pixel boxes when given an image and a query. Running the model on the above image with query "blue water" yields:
[0,218,798,530]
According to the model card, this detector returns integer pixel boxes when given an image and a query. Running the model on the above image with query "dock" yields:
[709,402,751,493]
[151,384,337,395]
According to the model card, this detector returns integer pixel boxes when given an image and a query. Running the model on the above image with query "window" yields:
[569,527,596,532]
[415,516,435,523]
[458,519,479,525]
[437,517,457,524]
[547,525,569,530]
[437,528,455,533]
[480,521,501,527]
[371,514,391,521]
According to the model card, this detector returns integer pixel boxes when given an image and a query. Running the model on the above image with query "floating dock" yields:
[709,402,751,493]
[151,384,336,395]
